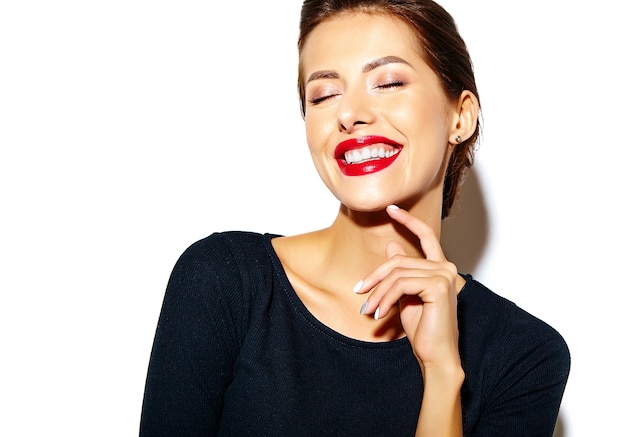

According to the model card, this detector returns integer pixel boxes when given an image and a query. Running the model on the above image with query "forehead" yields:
[300,12,421,71]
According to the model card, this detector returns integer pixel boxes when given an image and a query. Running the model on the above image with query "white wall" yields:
[1,1,623,435]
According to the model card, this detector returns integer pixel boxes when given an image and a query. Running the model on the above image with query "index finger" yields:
[386,205,446,262]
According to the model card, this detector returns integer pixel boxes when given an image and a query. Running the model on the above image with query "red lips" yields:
[334,135,403,176]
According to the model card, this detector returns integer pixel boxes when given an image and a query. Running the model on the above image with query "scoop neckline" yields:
[261,232,473,346]
[263,233,422,349]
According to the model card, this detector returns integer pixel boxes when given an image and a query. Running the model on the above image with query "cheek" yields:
[305,111,334,155]
[387,95,451,142]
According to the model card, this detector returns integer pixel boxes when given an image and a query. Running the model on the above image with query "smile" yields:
[344,146,400,164]
[334,135,403,176]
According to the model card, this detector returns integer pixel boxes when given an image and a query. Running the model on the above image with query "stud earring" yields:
[455,135,462,144]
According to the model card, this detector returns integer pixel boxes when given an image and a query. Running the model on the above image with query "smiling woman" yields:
[139,1,570,436]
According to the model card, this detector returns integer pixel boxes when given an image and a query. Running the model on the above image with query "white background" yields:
[1,0,624,435]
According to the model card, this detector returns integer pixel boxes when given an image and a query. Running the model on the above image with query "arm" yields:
[416,366,465,437]
[471,315,570,436]
[139,236,245,436]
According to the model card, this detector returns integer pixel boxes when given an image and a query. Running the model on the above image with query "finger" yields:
[353,247,429,295]
[353,242,438,296]
[370,269,455,319]
[386,205,446,262]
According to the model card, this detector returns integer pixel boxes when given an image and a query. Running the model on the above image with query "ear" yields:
[448,90,479,145]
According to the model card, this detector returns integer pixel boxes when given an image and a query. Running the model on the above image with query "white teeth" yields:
[344,146,398,164]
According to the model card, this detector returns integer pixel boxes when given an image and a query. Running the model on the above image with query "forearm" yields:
[415,366,465,437]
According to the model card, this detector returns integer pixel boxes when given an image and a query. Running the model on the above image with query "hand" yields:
[355,205,461,371]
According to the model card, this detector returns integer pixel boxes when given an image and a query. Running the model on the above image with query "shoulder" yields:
[165,231,278,306]
[461,276,567,339]
[180,230,271,260]
[174,231,276,275]
[459,275,570,381]
[156,231,281,347]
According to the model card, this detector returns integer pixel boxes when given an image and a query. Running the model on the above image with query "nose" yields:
[337,88,375,133]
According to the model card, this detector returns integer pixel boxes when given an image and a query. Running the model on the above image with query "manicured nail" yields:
[352,280,363,293]
[374,308,380,320]
[387,204,400,210]
[359,302,368,315]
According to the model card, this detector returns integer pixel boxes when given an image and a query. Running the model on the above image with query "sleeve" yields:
[471,310,571,437]
[139,234,249,436]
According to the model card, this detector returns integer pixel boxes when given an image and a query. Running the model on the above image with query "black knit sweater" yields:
[140,231,570,436]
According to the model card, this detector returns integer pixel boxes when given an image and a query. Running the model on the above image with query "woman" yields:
[140,0,570,435]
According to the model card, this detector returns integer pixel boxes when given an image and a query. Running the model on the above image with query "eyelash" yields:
[309,94,338,105]
[377,81,405,90]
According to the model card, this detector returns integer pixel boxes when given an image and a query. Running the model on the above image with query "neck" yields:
[321,202,442,274]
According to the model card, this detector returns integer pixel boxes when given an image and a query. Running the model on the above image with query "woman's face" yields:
[300,12,459,213]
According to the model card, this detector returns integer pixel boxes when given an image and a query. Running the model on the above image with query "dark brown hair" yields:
[298,0,480,218]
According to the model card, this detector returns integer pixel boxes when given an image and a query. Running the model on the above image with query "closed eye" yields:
[309,93,340,105]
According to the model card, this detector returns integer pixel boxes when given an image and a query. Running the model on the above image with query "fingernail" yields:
[374,307,380,320]
[352,280,363,293]
[359,302,368,315]
[387,204,400,210]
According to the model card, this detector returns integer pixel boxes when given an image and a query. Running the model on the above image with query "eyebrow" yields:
[363,55,410,72]
[305,55,410,84]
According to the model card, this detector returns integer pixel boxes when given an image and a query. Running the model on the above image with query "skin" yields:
[272,11,479,437]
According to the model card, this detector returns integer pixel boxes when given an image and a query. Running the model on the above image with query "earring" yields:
[455,135,462,144]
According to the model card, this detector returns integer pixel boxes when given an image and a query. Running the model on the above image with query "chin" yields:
[339,197,392,213]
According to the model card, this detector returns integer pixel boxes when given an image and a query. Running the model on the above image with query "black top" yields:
[140,231,570,436]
